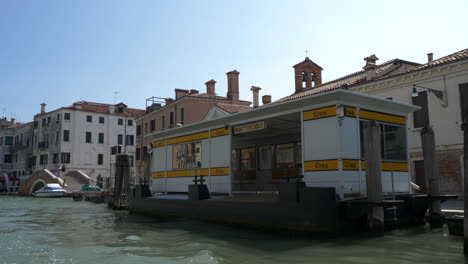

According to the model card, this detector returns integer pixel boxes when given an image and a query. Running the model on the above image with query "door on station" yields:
[414,160,426,193]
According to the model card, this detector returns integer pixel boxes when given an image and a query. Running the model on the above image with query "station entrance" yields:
[231,112,302,194]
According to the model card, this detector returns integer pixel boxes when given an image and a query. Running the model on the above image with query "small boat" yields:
[33,184,66,197]
[71,185,106,203]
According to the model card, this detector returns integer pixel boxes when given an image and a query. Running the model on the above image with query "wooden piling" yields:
[420,126,442,228]
[462,121,468,254]
[363,120,384,236]
[113,154,130,210]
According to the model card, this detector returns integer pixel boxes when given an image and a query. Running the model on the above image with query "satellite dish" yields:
[147,143,153,156]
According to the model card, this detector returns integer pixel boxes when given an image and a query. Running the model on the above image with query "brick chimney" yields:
[205,79,216,97]
[226,70,240,103]
[427,53,434,63]
[40,103,46,114]
[165,98,174,105]
[190,89,199,95]
[262,95,272,105]
[363,55,379,81]
[11,118,15,126]
[175,89,190,99]
[250,86,261,108]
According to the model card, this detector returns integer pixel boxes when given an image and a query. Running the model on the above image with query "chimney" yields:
[175,89,190,99]
[427,53,434,63]
[11,118,15,126]
[205,79,216,97]
[40,103,46,114]
[165,98,174,105]
[226,70,240,103]
[363,55,379,81]
[262,95,272,105]
[250,86,261,108]
[190,89,199,95]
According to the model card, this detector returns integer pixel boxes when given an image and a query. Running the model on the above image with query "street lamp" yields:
[411,84,448,107]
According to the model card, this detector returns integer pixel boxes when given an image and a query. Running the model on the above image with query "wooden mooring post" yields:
[113,154,130,210]
[462,121,468,254]
[420,126,442,228]
[363,120,384,236]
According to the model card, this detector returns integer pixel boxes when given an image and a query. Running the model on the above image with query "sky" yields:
[1,0,467,123]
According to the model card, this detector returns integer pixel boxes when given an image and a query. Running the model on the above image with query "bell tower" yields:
[293,56,323,92]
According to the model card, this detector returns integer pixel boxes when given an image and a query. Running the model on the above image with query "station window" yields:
[360,121,407,161]
[172,141,202,169]
[240,148,256,170]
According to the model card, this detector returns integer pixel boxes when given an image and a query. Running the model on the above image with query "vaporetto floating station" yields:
[128,89,425,234]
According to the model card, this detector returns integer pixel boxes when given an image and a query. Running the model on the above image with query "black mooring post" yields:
[420,126,442,228]
[363,120,384,236]
[113,154,130,209]
[462,121,468,255]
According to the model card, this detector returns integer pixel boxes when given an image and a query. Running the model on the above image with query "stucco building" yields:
[135,70,252,180]
[32,101,144,185]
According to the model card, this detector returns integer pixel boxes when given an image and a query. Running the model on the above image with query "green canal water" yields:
[0,196,465,264]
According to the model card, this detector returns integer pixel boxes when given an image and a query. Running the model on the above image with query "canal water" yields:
[0,196,465,264]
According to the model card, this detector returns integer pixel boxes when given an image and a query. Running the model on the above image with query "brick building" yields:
[136,70,252,180]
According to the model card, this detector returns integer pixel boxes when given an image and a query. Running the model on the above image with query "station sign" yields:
[234,121,265,134]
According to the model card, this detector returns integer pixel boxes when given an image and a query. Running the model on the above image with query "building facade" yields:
[32,101,144,184]
[136,70,252,180]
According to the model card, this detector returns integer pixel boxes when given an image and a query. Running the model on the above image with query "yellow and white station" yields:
[148,90,419,199]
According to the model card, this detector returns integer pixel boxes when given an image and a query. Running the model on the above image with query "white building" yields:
[32,101,144,185]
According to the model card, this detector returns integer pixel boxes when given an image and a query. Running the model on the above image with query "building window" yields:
[47,116,51,124]
[98,133,104,144]
[118,119,123,125]
[162,116,165,129]
[61,152,71,164]
[86,132,92,143]
[3,154,12,164]
[99,117,105,124]
[39,154,48,165]
[55,131,59,143]
[170,112,174,127]
[180,108,184,122]
[5,136,12,145]
[56,114,60,123]
[53,153,59,164]
[118,134,123,145]
[172,142,202,169]
[137,125,141,136]
[86,115,92,122]
[42,118,46,126]
[143,146,147,158]
[412,91,429,128]
[144,122,148,134]
[63,130,70,142]
[128,120,133,126]
[460,83,468,123]
[98,154,104,165]
[126,135,134,146]
[136,148,141,160]
[150,120,155,132]
[64,113,71,120]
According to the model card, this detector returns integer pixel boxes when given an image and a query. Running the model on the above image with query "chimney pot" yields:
[250,86,261,108]
[427,53,434,63]
[226,70,240,103]
[205,79,216,97]
[190,89,199,95]
[262,95,272,105]
[165,98,174,105]
[11,118,16,126]
[363,54,379,81]
[175,88,190,99]
[40,103,46,114]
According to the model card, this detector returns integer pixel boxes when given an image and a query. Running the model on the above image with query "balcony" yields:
[38,141,49,149]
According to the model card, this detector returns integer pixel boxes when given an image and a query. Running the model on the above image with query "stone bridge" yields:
[18,169,92,195]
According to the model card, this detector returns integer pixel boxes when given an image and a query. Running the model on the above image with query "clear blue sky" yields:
[1,0,467,123]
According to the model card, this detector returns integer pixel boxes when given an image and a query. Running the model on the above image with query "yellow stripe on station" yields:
[153,140,166,147]
[342,159,359,170]
[152,171,165,178]
[345,107,357,118]
[359,109,406,125]
[152,167,230,178]
[210,127,230,138]
[210,167,230,175]
[303,106,337,121]
[166,169,209,178]
[360,160,408,172]
[166,131,209,145]
[304,159,339,171]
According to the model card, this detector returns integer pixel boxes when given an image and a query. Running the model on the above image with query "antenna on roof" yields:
[113,91,120,104]
[305,49,309,59]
